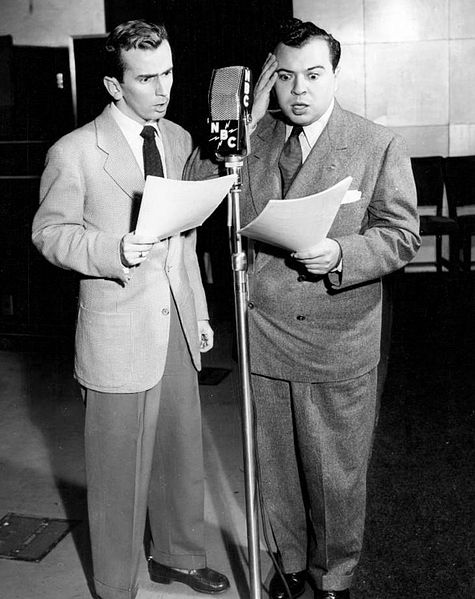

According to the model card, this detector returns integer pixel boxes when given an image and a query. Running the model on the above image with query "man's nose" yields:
[155,78,165,95]
[291,75,306,96]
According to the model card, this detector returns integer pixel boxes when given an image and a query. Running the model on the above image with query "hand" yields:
[120,232,160,267]
[198,320,214,353]
[251,53,278,129]
[292,239,342,275]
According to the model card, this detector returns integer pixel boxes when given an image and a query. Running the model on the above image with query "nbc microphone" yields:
[208,66,252,160]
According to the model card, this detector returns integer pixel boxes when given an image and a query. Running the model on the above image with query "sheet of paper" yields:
[135,174,237,238]
[238,176,353,252]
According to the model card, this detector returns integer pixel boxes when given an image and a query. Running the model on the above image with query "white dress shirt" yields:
[284,98,335,161]
[110,102,168,177]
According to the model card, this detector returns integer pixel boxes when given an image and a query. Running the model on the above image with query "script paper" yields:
[239,176,353,251]
[135,174,237,238]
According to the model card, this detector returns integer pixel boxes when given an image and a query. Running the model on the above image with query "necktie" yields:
[140,125,164,178]
[278,125,303,197]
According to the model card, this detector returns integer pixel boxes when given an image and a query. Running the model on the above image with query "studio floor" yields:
[0,272,473,599]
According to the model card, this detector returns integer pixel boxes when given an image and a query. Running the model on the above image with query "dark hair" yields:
[104,19,169,81]
[276,17,341,71]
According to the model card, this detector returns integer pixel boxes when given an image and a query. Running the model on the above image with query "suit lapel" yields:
[245,114,285,219]
[159,119,180,180]
[95,105,145,198]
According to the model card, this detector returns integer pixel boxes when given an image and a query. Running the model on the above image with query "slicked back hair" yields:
[104,19,169,81]
[276,17,341,71]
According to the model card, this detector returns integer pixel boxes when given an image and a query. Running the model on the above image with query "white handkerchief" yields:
[341,190,361,204]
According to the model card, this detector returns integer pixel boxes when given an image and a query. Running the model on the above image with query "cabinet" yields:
[0,141,78,350]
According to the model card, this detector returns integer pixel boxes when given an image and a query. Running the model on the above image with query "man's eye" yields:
[308,73,319,80]
[278,73,291,81]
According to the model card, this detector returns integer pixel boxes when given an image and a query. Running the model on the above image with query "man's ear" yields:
[103,76,122,101]
[334,65,341,90]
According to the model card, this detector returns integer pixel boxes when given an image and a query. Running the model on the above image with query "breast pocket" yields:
[75,306,133,389]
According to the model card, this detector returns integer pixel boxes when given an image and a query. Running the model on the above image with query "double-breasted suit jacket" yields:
[241,102,420,382]
[32,105,208,393]
[187,102,420,382]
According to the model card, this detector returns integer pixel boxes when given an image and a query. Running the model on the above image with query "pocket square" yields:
[341,190,362,204]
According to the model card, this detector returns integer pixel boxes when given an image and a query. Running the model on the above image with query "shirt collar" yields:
[285,98,335,147]
[110,102,160,138]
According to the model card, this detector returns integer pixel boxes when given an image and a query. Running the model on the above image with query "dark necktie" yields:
[278,125,303,197]
[140,125,164,178]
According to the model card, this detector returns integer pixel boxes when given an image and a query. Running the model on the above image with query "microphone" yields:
[208,66,252,160]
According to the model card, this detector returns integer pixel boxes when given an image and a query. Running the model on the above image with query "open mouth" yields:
[291,104,308,113]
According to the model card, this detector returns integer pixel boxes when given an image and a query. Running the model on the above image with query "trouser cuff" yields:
[94,578,138,599]
[310,570,353,591]
[150,551,207,570]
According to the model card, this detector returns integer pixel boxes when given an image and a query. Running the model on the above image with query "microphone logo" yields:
[210,121,239,151]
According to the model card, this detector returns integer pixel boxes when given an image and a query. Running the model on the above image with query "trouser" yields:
[83,301,205,599]
[252,368,378,591]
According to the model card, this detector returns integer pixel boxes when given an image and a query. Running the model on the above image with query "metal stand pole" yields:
[225,155,262,599]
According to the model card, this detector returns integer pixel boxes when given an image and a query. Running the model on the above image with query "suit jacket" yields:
[187,102,420,382]
[32,104,208,393]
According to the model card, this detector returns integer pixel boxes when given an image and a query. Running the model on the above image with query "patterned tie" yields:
[140,125,164,178]
[278,125,303,197]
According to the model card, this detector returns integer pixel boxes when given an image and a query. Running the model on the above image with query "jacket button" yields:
[248,302,255,309]
[161,307,169,315]
[296,315,306,321]
[297,275,306,282]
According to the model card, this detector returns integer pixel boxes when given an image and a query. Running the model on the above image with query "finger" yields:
[124,248,151,263]
[297,256,326,264]
[263,71,278,91]
[256,56,278,87]
[257,63,278,87]
[293,254,323,263]
[129,233,160,244]
[293,247,323,260]
[124,243,155,254]
[263,53,278,68]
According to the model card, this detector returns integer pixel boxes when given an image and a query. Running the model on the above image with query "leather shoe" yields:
[315,590,350,599]
[269,570,306,599]
[148,559,230,594]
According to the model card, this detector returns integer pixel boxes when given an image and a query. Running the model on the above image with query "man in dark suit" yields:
[32,20,229,599]
[187,18,420,599]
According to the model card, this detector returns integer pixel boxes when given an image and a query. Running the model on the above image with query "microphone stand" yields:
[225,154,262,599]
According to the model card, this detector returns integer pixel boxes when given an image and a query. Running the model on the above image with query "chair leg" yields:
[449,234,460,273]
[436,235,442,273]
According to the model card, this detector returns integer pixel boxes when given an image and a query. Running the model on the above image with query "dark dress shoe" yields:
[148,559,230,594]
[315,590,350,599]
[269,570,306,599]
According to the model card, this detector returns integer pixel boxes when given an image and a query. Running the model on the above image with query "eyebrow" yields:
[276,65,325,73]
[136,66,173,77]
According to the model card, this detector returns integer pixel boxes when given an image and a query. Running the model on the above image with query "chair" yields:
[410,156,459,272]
[443,155,475,272]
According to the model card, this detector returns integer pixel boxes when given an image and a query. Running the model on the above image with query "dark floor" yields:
[0,271,473,599]
[356,272,475,598]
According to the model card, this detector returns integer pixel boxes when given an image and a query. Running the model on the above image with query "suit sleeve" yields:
[32,142,129,283]
[329,134,421,289]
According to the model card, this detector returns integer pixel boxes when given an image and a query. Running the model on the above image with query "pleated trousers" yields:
[252,368,377,591]
[83,300,205,599]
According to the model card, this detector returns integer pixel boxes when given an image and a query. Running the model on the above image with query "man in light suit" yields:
[187,18,420,599]
[32,20,229,599]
